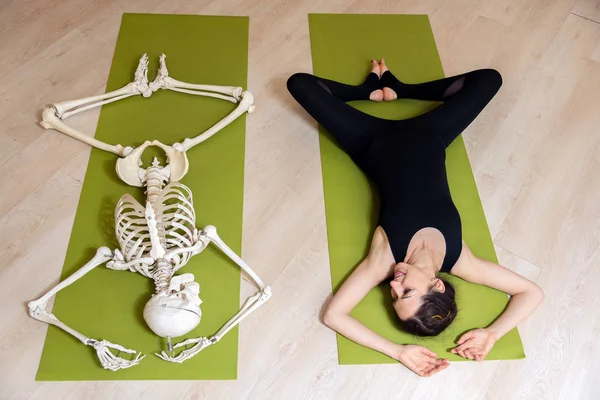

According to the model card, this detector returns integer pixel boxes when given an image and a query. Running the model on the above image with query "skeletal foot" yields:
[368,59,384,102]
[379,58,398,101]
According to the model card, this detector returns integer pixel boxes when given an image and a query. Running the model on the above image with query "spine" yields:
[142,158,168,248]
[153,259,172,293]
[142,157,172,288]
[144,166,166,205]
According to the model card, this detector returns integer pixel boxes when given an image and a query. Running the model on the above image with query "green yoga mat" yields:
[36,14,249,380]
[309,14,525,364]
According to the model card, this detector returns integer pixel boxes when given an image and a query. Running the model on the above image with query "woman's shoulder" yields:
[369,226,391,254]
[366,226,396,277]
[448,241,475,275]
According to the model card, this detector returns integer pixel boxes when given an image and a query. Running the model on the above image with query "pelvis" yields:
[116,140,189,186]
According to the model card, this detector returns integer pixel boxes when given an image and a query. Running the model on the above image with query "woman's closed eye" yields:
[392,288,412,304]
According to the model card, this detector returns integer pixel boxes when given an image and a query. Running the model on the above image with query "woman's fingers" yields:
[451,338,476,354]
[456,331,475,345]
[453,342,475,358]
[415,365,429,376]
[453,343,480,357]
[417,364,435,377]
[420,347,438,358]
[415,359,443,376]
[455,340,476,351]
[423,362,450,377]
[414,358,451,376]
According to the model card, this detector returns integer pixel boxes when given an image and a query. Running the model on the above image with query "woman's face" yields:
[390,262,443,320]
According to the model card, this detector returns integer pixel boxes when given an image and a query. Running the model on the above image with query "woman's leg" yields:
[381,67,502,147]
[287,72,392,158]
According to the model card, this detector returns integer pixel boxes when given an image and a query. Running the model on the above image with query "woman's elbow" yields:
[323,308,341,329]
[532,283,545,305]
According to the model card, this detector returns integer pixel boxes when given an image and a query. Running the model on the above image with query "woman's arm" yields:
[323,227,449,376]
[323,255,402,358]
[450,243,545,359]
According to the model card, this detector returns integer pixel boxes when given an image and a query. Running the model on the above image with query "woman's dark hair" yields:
[398,278,457,337]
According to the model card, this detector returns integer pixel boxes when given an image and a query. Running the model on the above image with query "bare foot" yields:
[379,58,389,74]
[369,59,383,101]
[370,59,382,77]
[382,87,397,101]
[379,58,397,101]
[370,89,384,101]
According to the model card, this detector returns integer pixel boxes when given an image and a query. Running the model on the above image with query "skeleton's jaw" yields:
[143,288,202,338]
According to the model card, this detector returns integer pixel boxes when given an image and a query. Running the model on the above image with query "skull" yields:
[143,273,202,337]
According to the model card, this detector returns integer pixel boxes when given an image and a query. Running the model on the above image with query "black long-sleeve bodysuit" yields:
[287,69,502,272]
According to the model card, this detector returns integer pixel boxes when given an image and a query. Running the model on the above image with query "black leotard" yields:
[287,68,502,272]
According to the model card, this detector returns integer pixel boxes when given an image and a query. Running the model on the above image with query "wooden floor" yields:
[1,0,599,398]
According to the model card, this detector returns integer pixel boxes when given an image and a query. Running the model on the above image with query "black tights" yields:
[286,68,502,158]
[287,67,502,271]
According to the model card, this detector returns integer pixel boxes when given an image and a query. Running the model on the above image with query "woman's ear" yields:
[432,278,446,293]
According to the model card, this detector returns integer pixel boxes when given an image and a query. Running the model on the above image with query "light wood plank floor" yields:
[1,0,599,399]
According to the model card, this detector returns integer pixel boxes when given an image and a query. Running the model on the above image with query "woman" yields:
[287,60,544,377]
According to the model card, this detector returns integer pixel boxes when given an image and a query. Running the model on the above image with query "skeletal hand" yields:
[155,337,213,363]
[89,339,145,371]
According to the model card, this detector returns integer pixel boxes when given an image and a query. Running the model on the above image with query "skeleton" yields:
[28,54,271,371]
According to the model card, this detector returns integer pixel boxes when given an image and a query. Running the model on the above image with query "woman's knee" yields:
[478,68,503,91]
[286,73,314,94]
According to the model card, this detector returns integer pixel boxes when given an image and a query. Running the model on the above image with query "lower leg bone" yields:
[52,84,139,119]
[164,76,243,99]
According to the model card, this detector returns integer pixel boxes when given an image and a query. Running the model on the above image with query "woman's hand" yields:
[395,345,450,377]
[450,328,497,361]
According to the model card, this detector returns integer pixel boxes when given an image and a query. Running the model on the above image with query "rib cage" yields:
[113,182,198,277]
[154,182,198,269]
[115,195,151,260]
